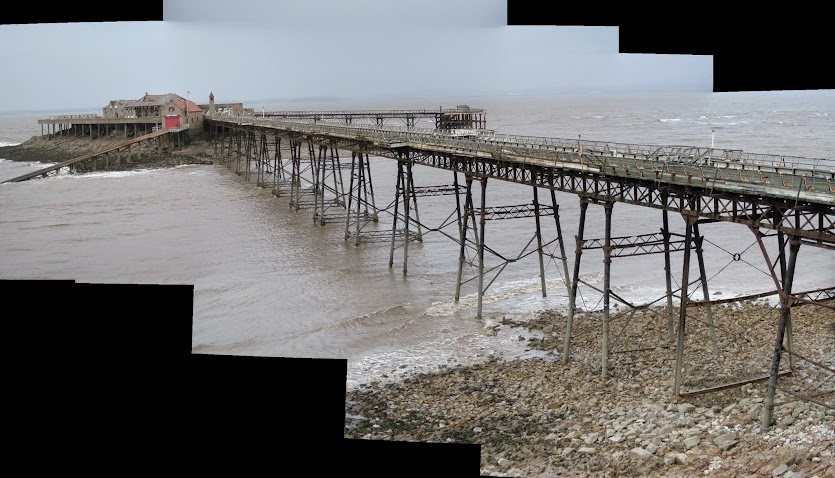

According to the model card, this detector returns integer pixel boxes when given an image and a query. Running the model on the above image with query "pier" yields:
[4,103,832,429]
[204,111,834,430]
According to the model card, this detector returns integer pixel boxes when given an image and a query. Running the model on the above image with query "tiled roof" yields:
[123,93,184,108]
[175,99,204,113]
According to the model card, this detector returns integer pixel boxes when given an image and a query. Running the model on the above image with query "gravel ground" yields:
[344,300,835,477]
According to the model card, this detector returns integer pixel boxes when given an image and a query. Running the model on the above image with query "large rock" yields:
[712,432,738,451]
[771,463,788,476]
[631,448,654,459]
[683,436,700,449]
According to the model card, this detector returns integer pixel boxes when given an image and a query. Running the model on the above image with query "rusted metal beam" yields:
[680,371,793,397]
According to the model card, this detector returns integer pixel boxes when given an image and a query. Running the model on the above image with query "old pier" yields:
[6,102,833,430]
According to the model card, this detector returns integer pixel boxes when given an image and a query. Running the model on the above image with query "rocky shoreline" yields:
[345,301,835,477]
[0,132,215,172]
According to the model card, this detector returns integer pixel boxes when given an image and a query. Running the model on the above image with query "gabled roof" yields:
[124,93,184,108]
[175,99,204,114]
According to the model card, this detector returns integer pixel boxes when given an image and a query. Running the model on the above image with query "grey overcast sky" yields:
[0,0,712,113]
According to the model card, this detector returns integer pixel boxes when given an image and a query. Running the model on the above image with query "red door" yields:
[164,115,181,129]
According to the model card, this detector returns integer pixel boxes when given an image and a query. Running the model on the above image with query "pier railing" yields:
[212,115,834,179]
[49,114,100,120]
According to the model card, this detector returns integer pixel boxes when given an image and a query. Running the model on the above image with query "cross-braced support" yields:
[344,150,380,246]
[255,132,273,188]
[388,152,423,275]
[751,227,801,430]
[563,197,589,365]
[662,199,675,341]
[288,137,318,211]
[674,211,697,396]
[313,142,349,226]
[693,221,718,357]
[269,133,286,196]
[564,198,704,377]
[454,174,488,317]
[454,175,567,319]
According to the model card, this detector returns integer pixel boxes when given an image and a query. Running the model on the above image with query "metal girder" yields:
[581,232,690,257]
[411,184,464,197]
[474,204,557,221]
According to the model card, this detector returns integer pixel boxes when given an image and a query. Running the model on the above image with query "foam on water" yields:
[345,321,553,390]
[63,168,161,180]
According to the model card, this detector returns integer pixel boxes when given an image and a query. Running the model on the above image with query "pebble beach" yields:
[344,300,835,477]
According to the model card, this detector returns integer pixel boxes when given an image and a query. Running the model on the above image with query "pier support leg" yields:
[387,153,415,274]
[364,152,379,222]
[602,201,614,379]
[290,140,302,211]
[674,214,696,396]
[694,222,718,357]
[313,144,326,225]
[533,185,547,298]
[776,228,795,369]
[389,159,404,269]
[550,186,571,292]
[562,197,589,365]
[354,152,364,246]
[663,207,675,341]
[476,176,487,320]
[403,159,413,276]
[454,171,468,302]
[344,151,357,243]
[753,229,800,430]
[343,150,374,246]
[408,166,422,242]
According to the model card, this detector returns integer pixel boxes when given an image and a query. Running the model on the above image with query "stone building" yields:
[102,92,204,128]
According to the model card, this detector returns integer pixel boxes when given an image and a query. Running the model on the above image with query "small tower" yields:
[209,92,215,115]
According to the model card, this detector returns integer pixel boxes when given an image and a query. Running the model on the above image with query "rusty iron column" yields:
[601,201,614,379]
[674,213,696,396]
[533,185,547,297]
[562,197,589,365]
[314,143,326,225]
[290,139,302,211]
[389,158,405,270]
[476,176,488,319]
[235,129,243,175]
[273,134,282,194]
[752,226,801,430]
[693,221,718,357]
[245,131,253,182]
[662,206,675,341]
[354,151,365,245]
[309,140,321,223]
[408,164,423,242]
[344,151,358,243]
[364,152,379,223]
[330,144,346,208]
[403,157,413,275]
[776,221,795,370]
[454,171,470,302]
[550,187,571,292]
